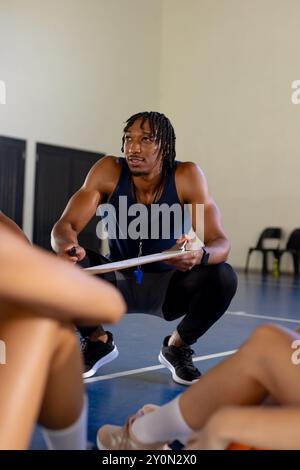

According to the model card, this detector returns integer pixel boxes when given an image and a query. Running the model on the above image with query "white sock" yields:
[41,395,88,450]
[131,395,192,444]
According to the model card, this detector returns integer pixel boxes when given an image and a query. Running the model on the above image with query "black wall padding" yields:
[0,136,25,227]
[33,143,104,252]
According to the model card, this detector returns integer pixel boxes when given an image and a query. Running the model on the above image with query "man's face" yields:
[123,118,162,176]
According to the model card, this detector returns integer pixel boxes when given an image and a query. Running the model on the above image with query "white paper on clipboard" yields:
[84,240,203,275]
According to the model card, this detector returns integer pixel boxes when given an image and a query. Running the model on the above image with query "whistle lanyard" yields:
[133,237,143,284]
[131,174,165,286]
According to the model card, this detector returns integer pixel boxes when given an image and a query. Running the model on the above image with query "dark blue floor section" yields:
[31,271,300,449]
[230,272,300,319]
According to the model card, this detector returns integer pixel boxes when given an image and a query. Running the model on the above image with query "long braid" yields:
[121,111,176,170]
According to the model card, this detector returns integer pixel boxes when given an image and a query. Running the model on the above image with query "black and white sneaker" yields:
[158,336,201,386]
[81,331,118,379]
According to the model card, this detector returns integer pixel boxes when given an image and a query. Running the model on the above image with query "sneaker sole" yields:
[83,346,119,379]
[158,352,200,386]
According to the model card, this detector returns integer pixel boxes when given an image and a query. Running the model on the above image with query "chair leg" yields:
[262,251,268,275]
[292,253,300,277]
[245,250,252,273]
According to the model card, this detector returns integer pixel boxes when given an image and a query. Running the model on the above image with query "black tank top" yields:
[102,158,191,272]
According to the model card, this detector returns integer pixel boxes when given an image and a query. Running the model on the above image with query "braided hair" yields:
[121,111,176,170]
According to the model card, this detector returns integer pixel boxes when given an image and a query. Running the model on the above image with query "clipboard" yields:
[84,240,203,275]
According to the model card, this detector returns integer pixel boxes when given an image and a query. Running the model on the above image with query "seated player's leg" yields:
[77,249,120,378]
[97,324,300,450]
[0,304,84,449]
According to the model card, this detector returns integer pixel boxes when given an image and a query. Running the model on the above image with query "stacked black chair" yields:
[278,228,300,277]
[245,227,282,274]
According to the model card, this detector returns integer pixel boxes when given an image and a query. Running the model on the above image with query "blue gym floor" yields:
[31,271,300,449]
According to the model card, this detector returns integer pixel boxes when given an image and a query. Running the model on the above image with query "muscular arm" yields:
[176,162,230,265]
[51,156,120,261]
[188,405,300,450]
[201,200,230,264]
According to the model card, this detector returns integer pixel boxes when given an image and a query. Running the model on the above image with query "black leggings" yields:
[77,250,238,345]
[77,250,116,338]
[161,263,238,345]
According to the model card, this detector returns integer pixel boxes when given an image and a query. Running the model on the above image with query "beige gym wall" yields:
[159,0,300,270]
[1,0,299,271]
[0,0,162,239]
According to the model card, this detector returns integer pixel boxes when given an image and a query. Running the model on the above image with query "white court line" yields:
[84,350,236,384]
[84,312,300,384]
[227,310,300,324]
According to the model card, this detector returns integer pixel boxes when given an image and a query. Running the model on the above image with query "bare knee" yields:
[252,323,295,344]
[0,300,77,353]
[241,324,296,360]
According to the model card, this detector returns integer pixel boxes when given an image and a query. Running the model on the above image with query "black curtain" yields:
[0,136,25,227]
[33,143,104,251]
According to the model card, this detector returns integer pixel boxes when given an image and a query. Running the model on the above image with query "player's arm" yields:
[168,163,230,271]
[51,156,119,262]
[0,226,126,325]
[0,211,29,243]
[181,162,230,264]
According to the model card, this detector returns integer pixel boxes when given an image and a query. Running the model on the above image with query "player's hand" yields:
[166,234,202,272]
[57,244,86,263]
